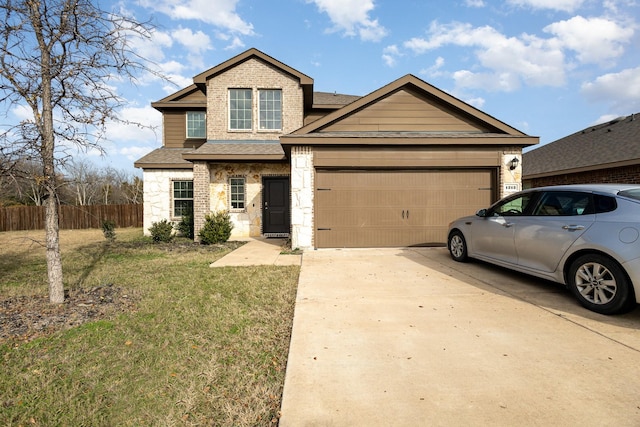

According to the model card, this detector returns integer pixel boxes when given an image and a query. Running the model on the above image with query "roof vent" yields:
[609,116,625,125]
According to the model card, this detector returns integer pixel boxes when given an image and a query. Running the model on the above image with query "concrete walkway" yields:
[209,237,301,267]
[279,247,640,426]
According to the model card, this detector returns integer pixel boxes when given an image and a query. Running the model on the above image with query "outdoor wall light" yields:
[509,157,520,170]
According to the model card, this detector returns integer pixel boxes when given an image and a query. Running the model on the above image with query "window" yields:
[173,180,193,217]
[259,89,282,130]
[230,177,245,210]
[491,193,535,216]
[533,192,594,216]
[229,89,252,130]
[186,111,206,138]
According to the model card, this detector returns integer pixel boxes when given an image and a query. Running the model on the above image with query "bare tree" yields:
[0,0,162,303]
[64,158,101,205]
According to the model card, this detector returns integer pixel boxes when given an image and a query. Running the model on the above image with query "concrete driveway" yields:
[279,247,640,426]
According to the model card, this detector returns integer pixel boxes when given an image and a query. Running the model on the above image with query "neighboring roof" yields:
[182,141,286,162]
[313,92,361,108]
[133,148,194,169]
[523,113,640,179]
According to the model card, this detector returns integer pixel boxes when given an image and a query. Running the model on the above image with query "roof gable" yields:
[292,75,527,136]
[151,84,206,111]
[193,47,313,87]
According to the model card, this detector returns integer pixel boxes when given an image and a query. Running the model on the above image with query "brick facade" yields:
[192,161,211,242]
[525,164,640,188]
[206,58,304,140]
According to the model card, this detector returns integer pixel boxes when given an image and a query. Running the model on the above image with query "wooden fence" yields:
[0,204,143,231]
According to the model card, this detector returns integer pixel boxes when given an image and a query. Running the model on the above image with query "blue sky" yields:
[52,0,640,175]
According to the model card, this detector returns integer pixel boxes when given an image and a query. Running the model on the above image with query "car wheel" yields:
[567,254,634,315]
[448,231,468,262]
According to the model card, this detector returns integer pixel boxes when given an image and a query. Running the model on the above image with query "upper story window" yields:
[229,89,252,130]
[259,89,282,130]
[186,111,206,138]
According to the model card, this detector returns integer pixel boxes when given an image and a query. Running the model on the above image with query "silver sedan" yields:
[448,184,640,315]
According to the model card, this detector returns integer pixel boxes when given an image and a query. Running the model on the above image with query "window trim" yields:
[258,88,282,131]
[186,111,206,139]
[229,176,246,211]
[172,180,194,219]
[228,88,253,131]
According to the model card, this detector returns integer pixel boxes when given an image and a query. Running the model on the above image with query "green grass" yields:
[0,229,299,426]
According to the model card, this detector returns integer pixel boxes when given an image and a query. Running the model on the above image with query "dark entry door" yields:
[262,177,290,235]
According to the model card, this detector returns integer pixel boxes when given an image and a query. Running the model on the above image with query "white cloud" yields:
[382,44,401,67]
[506,0,586,12]
[464,96,486,108]
[131,29,173,63]
[419,56,445,78]
[404,22,566,91]
[307,0,388,42]
[171,27,212,55]
[107,106,162,144]
[581,66,640,113]
[465,0,486,7]
[139,0,254,35]
[544,16,634,65]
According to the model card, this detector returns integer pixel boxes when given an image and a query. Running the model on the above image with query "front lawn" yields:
[0,228,299,426]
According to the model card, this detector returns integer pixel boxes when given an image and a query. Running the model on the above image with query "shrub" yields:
[149,219,174,243]
[176,207,194,239]
[199,211,233,245]
[101,219,116,241]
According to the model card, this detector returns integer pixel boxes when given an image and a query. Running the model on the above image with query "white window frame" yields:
[186,111,206,139]
[229,89,252,131]
[259,89,282,131]
[172,180,193,218]
[229,177,246,211]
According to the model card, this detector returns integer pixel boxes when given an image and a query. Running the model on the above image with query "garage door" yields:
[315,169,494,248]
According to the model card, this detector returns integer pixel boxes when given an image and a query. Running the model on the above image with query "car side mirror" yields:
[476,209,488,218]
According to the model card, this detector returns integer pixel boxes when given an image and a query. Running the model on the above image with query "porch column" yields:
[192,161,210,243]
[290,146,314,249]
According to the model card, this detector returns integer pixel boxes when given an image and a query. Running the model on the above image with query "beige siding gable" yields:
[321,88,490,133]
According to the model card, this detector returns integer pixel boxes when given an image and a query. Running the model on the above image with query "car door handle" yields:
[562,225,585,231]
[502,222,514,228]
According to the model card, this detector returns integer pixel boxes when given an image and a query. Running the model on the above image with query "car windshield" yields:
[618,189,640,201]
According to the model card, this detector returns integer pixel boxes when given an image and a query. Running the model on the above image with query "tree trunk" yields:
[45,194,64,303]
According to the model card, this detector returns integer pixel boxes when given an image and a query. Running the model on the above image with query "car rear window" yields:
[594,195,617,213]
[618,189,640,201]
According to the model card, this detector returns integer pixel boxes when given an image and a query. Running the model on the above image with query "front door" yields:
[262,177,290,236]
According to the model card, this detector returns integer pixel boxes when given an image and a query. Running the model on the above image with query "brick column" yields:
[192,161,210,243]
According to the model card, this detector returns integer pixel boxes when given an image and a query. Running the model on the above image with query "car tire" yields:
[448,230,468,262]
[567,254,635,315]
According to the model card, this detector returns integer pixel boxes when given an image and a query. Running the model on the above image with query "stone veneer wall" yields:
[141,168,194,235]
[208,162,290,239]
[500,149,522,198]
[206,58,304,140]
[290,146,314,249]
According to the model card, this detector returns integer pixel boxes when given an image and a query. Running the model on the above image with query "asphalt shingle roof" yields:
[523,113,640,177]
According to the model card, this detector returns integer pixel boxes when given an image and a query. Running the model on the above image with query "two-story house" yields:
[134,48,538,249]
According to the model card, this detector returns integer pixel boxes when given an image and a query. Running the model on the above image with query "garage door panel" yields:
[315,170,493,248]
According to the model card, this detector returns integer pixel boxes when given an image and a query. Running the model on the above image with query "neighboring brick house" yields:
[135,48,538,249]
[523,113,640,188]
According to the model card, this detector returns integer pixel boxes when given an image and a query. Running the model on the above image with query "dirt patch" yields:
[0,284,137,344]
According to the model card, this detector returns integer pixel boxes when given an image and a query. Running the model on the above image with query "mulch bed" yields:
[0,284,136,344]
